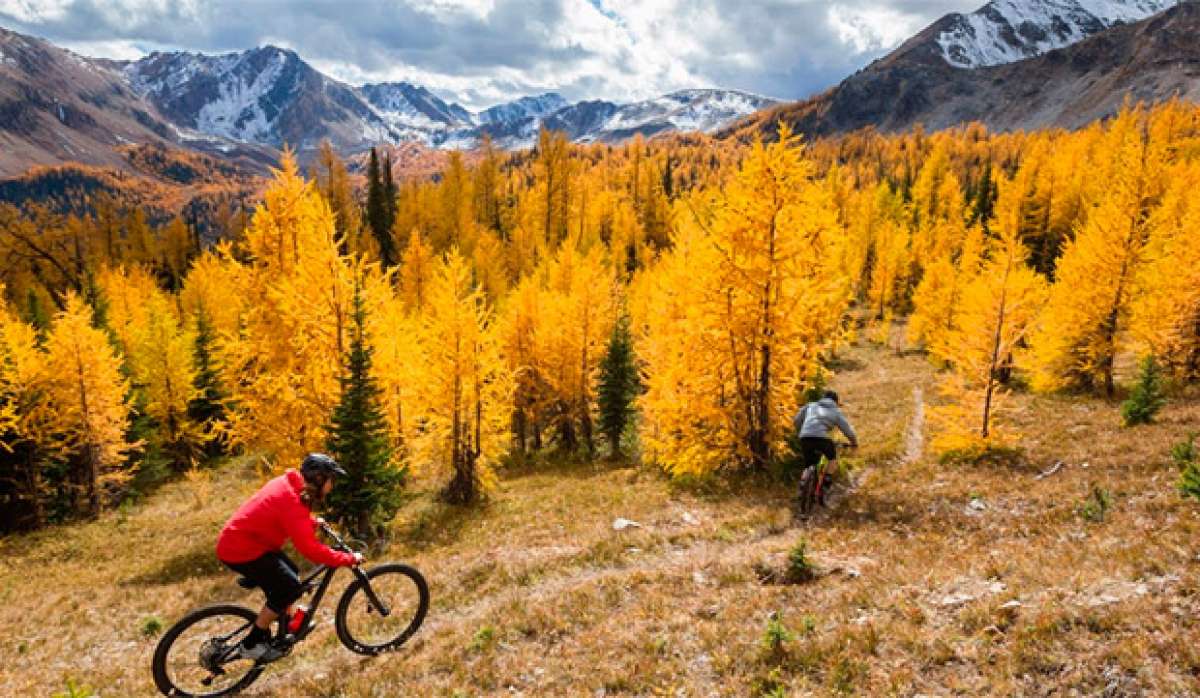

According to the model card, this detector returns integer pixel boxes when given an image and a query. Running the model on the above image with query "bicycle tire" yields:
[797,466,817,516]
[335,563,429,655]
[151,604,263,697]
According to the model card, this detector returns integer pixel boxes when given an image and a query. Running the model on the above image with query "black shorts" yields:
[224,550,303,614]
[799,437,836,470]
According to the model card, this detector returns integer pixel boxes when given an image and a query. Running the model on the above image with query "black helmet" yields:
[823,389,840,404]
[301,453,347,480]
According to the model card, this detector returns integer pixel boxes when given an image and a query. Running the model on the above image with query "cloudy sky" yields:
[0,0,981,110]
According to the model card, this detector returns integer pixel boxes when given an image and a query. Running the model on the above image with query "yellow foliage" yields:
[43,293,134,513]
[536,239,617,450]
[128,291,204,462]
[1129,163,1200,378]
[399,228,435,312]
[179,246,249,338]
[97,265,161,354]
[1023,108,1165,395]
[221,153,391,469]
[410,250,510,502]
[632,125,851,477]
[0,294,45,445]
[369,294,422,456]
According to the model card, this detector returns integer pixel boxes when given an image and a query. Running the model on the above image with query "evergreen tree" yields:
[187,307,227,458]
[1120,356,1167,426]
[366,148,397,267]
[597,314,639,458]
[383,151,397,234]
[970,162,997,229]
[325,280,405,537]
[23,288,50,333]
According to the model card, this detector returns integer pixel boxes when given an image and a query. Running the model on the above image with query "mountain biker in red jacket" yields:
[216,453,362,662]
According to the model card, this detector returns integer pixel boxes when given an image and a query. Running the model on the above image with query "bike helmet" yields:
[823,389,840,404]
[301,452,347,480]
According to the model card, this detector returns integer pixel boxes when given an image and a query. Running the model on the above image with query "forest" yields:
[2,100,1199,535]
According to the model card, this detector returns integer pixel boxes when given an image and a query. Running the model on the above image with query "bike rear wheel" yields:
[151,604,263,697]
[335,563,429,655]
[796,466,818,516]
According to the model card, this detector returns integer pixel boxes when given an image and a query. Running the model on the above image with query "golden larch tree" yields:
[1129,163,1200,379]
[1023,109,1166,395]
[633,125,850,476]
[411,250,510,503]
[128,291,204,467]
[929,178,1049,455]
[43,293,133,516]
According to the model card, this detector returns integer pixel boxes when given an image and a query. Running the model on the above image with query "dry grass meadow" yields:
[3,331,1199,696]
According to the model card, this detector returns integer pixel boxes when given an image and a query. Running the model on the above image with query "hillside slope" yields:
[0,26,177,176]
[728,0,1200,140]
[1,337,1197,695]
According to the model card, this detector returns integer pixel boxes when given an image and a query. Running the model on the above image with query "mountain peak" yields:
[935,0,1178,68]
[475,92,569,126]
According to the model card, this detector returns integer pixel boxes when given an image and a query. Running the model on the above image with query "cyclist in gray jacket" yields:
[793,390,857,502]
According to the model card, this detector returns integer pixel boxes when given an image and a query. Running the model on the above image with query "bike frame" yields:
[280,522,393,641]
[236,524,395,647]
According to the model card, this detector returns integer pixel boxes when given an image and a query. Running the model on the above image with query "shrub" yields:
[759,612,794,664]
[140,615,164,638]
[1078,485,1112,523]
[786,539,817,583]
[52,679,96,698]
[1121,356,1167,426]
[469,625,496,652]
[1172,433,1200,503]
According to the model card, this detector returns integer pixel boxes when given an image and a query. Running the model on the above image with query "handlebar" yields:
[316,518,362,563]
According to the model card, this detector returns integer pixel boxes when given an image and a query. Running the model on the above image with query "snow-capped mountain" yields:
[124,46,394,149]
[727,0,1200,140]
[0,23,775,176]
[359,81,476,144]
[935,0,1178,68]
[119,46,773,151]
[594,90,778,141]
[475,93,569,126]
[480,89,779,148]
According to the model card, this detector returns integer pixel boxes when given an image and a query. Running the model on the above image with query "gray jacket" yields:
[794,398,857,446]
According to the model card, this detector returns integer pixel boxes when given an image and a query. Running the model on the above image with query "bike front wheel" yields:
[151,604,263,697]
[335,563,429,655]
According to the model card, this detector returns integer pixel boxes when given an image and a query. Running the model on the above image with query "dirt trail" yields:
[904,386,925,463]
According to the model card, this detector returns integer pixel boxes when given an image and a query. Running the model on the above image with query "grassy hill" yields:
[2,335,1198,696]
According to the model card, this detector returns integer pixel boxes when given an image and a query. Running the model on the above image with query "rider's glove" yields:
[353,552,365,566]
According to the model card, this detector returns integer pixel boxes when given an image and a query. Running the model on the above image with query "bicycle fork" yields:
[352,568,393,617]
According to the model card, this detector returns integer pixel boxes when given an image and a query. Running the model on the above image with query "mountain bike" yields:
[795,441,854,517]
[151,521,428,697]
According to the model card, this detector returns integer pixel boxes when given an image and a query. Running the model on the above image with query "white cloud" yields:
[0,0,986,108]
[826,3,924,53]
[0,0,72,22]
[56,37,147,59]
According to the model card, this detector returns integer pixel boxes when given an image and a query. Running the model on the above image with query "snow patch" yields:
[937,0,1178,68]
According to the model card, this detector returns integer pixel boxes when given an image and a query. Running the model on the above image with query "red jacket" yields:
[216,470,357,567]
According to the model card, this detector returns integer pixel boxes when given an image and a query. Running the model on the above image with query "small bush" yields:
[1121,356,1167,426]
[759,612,794,664]
[53,679,96,698]
[785,540,817,583]
[1171,432,1198,466]
[750,667,788,697]
[140,615,164,638]
[469,625,496,652]
[1172,433,1200,503]
[1078,485,1112,523]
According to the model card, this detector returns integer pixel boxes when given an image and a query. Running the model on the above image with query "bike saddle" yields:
[236,576,258,589]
